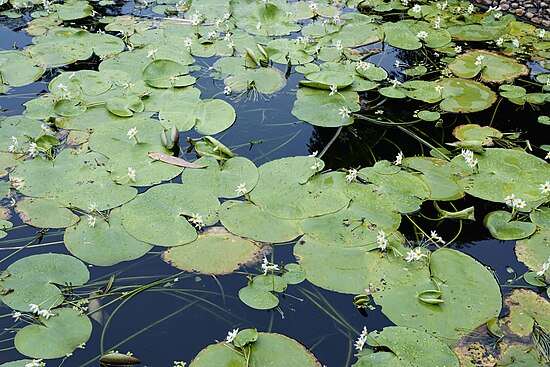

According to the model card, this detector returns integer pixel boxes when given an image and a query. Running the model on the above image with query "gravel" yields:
[472,0,550,27]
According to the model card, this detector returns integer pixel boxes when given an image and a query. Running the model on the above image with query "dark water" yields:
[0,9,542,367]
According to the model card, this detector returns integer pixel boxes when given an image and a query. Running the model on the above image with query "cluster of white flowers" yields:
[29,303,56,320]
[235,183,247,195]
[504,193,526,209]
[404,247,428,262]
[311,160,322,171]
[356,60,370,71]
[127,167,137,182]
[461,149,478,168]
[377,230,388,251]
[429,230,445,245]
[189,10,203,26]
[25,359,45,367]
[354,326,368,351]
[434,16,441,29]
[394,152,403,165]
[537,257,550,276]
[474,55,484,66]
[338,106,351,118]
[188,213,205,229]
[436,0,448,10]
[225,328,239,343]
[296,36,311,44]
[261,256,280,274]
[345,168,358,183]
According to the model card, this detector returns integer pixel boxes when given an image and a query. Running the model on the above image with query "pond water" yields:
[0,1,549,367]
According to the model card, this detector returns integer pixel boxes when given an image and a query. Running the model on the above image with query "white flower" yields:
[40,123,51,133]
[540,181,550,194]
[25,359,45,367]
[391,78,402,88]
[207,31,218,40]
[405,247,427,262]
[308,151,318,157]
[146,48,157,58]
[223,12,231,20]
[434,16,441,29]
[454,45,462,53]
[493,11,502,18]
[235,183,247,195]
[461,149,474,161]
[261,256,280,274]
[537,259,549,276]
[539,29,546,39]
[11,136,18,145]
[27,142,38,157]
[189,213,202,224]
[127,167,136,182]
[223,86,232,95]
[474,55,484,66]
[127,127,138,139]
[394,152,403,165]
[256,21,262,30]
[467,4,474,13]
[87,215,96,228]
[8,144,17,153]
[435,85,444,93]
[394,60,403,68]
[225,328,239,343]
[37,308,56,319]
[354,326,368,351]
[184,38,193,48]
[89,203,99,213]
[334,39,343,51]
[345,168,358,183]
[467,158,478,168]
[546,151,550,160]
[329,85,338,96]
[12,311,22,321]
[504,193,516,206]
[401,0,409,5]
[227,40,236,49]
[496,37,504,46]
[338,106,351,118]
[296,36,311,44]
[215,18,223,27]
[430,230,445,244]
[311,161,322,171]
[512,39,520,48]
[412,4,422,13]
[416,31,428,39]
[29,303,40,313]
[377,230,388,251]
[356,60,368,70]
[515,198,526,209]
[309,2,319,11]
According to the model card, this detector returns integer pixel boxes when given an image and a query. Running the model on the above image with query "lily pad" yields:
[162,231,262,275]
[120,183,219,247]
[159,99,236,135]
[354,326,459,367]
[64,208,153,266]
[0,253,89,311]
[516,227,550,276]
[189,332,322,367]
[448,50,529,83]
[0,51,45,87]
[219,200,303,243]
[14,308,92,359]
[484,211,536,240]
[503,289,550,337]
[292,87,360,127]
[142,59,195,88]
[15,197,79,229]
[453,124,503,143]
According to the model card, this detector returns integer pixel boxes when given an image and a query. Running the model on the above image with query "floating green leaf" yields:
[0,253,89,311]
[448,50,529,83]
[484,210,536,240]
[15,197,79,229]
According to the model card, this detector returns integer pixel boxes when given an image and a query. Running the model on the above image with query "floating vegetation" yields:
[0,0,549,365]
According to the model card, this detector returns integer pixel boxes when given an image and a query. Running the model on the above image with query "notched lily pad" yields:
[448,50,529,83]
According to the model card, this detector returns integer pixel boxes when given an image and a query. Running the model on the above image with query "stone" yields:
[510,2,519,8]
[515,8,525,16]
[500,3,510,10]
[526,11,534,18]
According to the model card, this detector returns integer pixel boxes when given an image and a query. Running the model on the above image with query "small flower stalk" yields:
[127,127,139,143]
